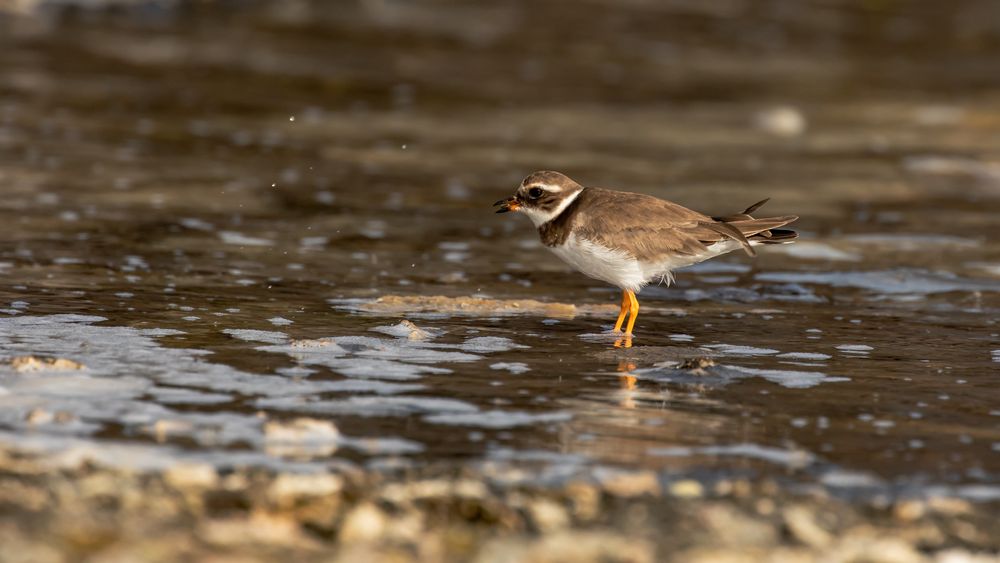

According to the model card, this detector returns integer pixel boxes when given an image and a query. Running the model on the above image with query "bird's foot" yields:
[613,332,634,348]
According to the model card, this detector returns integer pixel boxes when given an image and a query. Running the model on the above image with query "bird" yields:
[493,171,798,347]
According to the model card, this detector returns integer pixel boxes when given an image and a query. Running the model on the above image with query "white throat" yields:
[520,188,583,227]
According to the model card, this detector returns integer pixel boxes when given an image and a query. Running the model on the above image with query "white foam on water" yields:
[650,443,815,468]
[725,366,850,389]
[777,352,832,360]
[223,328,289,344]
[836,344,873,351]
[424,410,572,429]
[179,217,214,231]
[268,317,294,326]
[701,344,780,356]
[218,231,274,246]
[819,470,885,488]
[0,315,429,465]
[371,320,443,340]
[460,336,527,353]
[257,395,478,418]
[490,362,530,374]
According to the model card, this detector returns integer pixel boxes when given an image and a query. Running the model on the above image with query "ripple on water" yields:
[635,362,848,389]
[756,269,999,295]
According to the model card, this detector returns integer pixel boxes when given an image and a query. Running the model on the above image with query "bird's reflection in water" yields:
[617,359,638,408]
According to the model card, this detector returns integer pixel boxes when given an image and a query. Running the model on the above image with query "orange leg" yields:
[612,290,630,332]
[624,290,640,335]
[613,290,639,348]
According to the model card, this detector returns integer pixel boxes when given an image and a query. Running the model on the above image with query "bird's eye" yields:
[528,187,544,199]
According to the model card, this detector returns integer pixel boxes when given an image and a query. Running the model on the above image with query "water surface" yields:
[1,0,999,501]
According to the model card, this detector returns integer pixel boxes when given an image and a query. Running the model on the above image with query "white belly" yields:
[548,235,742,292]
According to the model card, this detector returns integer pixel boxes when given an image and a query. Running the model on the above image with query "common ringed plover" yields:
[494,171,798,347]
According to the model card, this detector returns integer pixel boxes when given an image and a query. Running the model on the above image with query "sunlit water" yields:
[1,1,999,501]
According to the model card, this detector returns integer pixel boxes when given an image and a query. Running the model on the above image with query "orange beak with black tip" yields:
[493,197,520,213]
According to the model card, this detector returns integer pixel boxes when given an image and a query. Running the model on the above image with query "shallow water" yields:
[1,1,999,502]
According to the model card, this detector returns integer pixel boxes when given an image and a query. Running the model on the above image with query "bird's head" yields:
[493,171,584,226]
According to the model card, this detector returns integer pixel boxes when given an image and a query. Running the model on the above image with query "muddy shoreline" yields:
[2,445,999,563]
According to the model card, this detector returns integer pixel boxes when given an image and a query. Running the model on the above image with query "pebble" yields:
[783,505,832,548]
[10,356,85,372]
[268,473,343,506]
[597,470,661,498]
[669,479,704,498]
[528,498,569,532]
[339,503,388,543]
[164,463,218,489]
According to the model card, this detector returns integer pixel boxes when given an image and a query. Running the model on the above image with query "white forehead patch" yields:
[524,183,562,193]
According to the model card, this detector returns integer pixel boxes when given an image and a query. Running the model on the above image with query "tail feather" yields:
[699,220,756,257]
[749,228,798,244]
[703,197,799,255]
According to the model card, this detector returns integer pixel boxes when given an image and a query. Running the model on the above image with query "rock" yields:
[830,534,925,563]
[669,479,704,499]
[150,419,194,442]
[359,295,616,319]
[289,338,345,352]
[678,548,812,563]
[25,408,53,425]
[164,463,218,490]
[528,498,569,532]
[380,479,488,504]
[264,417,340,458]
[201,510,317,548]
[783,505,832,548]
[894,500,927,522]
[926,497,972,516]
[372,319,437,340]
[677,357,716,375]
[10,356,85,372]
[474,530,654,563]
[398,319,433,340]
[596,470,661,498]
[699,504,778,547]
[339,502,387,543]
[268,472,343,506]
[934,549,1000,563]
[564,481,600,521]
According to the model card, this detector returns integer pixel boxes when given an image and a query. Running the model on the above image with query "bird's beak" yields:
[493,196,520,214]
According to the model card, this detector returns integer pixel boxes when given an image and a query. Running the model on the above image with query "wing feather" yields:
[563,188,797,262]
